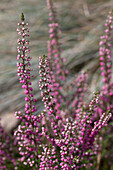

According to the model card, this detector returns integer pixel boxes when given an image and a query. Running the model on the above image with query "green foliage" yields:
[21,13,25,21]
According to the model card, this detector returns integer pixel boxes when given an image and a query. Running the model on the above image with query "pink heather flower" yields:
[99,41,104,45]
[24,90,29,94]
[105,29,109,33]
[25,97,29,101]
[30,93,34,97]
[50,33,54,38]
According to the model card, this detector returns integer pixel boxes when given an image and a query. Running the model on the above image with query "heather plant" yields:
[98,11,113,116]
[0,0,113,169]
[47,0,69,117]
[96,11,113,168]
[0,120,17,169]
[46,0,88,119]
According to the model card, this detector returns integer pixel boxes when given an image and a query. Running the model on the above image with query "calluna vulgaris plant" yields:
[0,0,113,169]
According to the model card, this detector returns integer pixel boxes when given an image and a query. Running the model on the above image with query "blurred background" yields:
[0,0,113,132]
